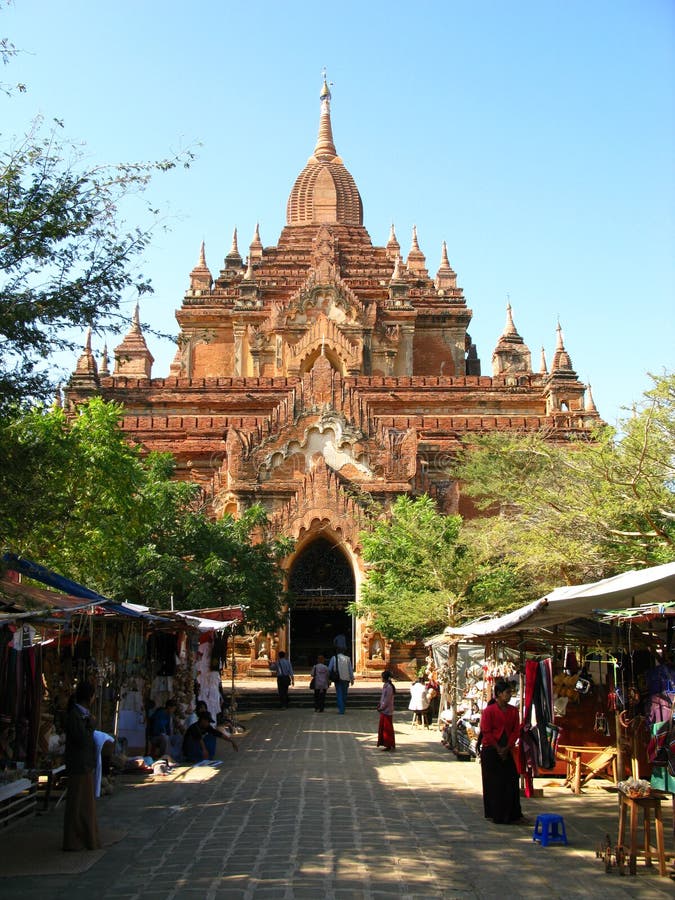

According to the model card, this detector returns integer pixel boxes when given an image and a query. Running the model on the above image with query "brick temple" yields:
[66,79,601,676]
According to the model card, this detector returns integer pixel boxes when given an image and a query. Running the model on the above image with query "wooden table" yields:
[617,792,668,876]
[558,745,618,794]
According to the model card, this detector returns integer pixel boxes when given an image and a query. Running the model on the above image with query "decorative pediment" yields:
[258,412,373,481]
[288,313,361,374]
[269,456,368,550]
[286,269,367,325]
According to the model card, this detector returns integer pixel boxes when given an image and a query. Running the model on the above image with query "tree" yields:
[453,371,675,592]
[0,399,292,630]
[0,397,148,585]
[0,119,193,410]
[106,455,292,631]
[1,11,194,409]
[351,494,492,640]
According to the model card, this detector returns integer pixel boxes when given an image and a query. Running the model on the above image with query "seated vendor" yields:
[148,698,183,763]
[182,710,238,762]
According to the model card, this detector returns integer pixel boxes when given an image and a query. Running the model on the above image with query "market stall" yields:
[435,563,675,797]
[0,554,245,819]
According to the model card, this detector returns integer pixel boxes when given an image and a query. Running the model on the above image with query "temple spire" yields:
[314,73,338,161]
[585,383,598,413]
[132,302,141,333]
[406,225,427,275]
[391,254,404,283]
[539,346,548,374]
[249,223,263,262]
[100,342,110,377]
[224,227,243,269]
[491,302,532,376]
[72,327,99,382]
[189,241,213,292]
[113,305,154,378]
[551,321,575,373]
[386,223,400,260]
[435,240,457,290]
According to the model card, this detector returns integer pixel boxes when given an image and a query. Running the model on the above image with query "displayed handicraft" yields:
[617,777,651,798]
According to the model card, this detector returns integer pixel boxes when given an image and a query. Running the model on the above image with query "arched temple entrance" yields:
[287,537,355,669]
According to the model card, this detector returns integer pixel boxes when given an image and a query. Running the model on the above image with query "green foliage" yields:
[0,117,193,410]
[108,473,292,632]
[0,399,291,630]
[0,397,146,585]
[352,495,465,640]
[453,371,675,593]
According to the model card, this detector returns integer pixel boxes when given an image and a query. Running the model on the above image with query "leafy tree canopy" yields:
[0,399,291,631]
[0,118,193,410]
[1,10,194,410]
[352,495,472,641]
[453,371,675,593]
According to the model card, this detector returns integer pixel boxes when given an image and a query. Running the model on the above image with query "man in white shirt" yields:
[328,652,354,714]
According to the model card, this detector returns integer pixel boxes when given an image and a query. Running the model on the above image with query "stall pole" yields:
[611,627,626,781]
[449,642,458,751]
[229,623,238,732]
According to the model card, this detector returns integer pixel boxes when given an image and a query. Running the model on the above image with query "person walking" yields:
[479,680,525,825]
[328,651,354,714]
[377,670,396,751]
[272,650,294,708]
[63,681,101,851]
[310,654,330,712]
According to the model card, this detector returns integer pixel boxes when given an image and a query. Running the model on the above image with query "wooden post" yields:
[449,642,458,752]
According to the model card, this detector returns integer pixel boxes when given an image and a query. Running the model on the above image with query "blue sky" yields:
[3,0,674,427]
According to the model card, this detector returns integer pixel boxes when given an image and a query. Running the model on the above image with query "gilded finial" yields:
[314,70,337,160]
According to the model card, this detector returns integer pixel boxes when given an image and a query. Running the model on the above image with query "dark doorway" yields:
[288,537,355,670]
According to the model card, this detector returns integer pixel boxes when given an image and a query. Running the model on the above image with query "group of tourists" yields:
[270,634,356,714]
[270,635,397,751]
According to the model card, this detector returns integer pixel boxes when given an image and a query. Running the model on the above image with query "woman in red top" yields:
[376,670,396,751]
[479,680,524,824]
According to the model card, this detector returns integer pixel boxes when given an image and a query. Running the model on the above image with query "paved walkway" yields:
[1,702,673,899]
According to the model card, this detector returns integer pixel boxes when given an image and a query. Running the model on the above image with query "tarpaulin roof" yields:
[3,553,109,603]
[172,612,241,632]
[445,561,675,640]
[0,576,100,618]
[96,602,245,630]
[2,554,171,622]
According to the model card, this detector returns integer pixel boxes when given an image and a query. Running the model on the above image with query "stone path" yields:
[2,703,673,899]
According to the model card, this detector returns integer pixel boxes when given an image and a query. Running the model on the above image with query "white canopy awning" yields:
[446,561,675,639]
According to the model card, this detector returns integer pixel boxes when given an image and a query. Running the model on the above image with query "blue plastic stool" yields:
[532,813,568,847]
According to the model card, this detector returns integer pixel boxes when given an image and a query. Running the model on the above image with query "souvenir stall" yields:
[0,554,245,821]
[0,570,116,826]
[442,562,675,875]
[446,562,675,797]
